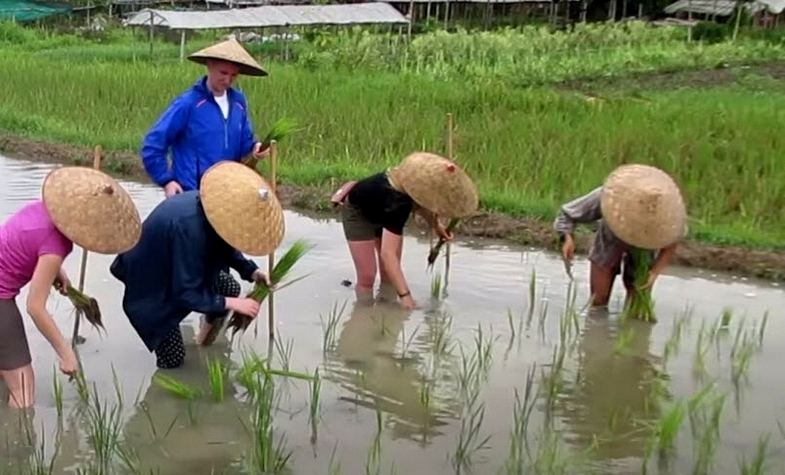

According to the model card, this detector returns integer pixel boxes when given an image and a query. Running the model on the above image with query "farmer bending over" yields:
[554,164,687,307]
[0,167,141,407]
[332,152,478,310]
[111,162,284,369]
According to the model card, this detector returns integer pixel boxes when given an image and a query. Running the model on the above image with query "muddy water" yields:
[0,154,783,474]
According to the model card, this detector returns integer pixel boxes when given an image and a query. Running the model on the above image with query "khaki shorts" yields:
[0,299,32,370]
[341,203,383,241]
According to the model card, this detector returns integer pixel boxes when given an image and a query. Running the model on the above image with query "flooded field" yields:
[0,154,783,474]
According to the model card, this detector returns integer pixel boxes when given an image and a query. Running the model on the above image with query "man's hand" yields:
[252,142,271,159]
[562,234,575,262]
[164,181,183,198]
[251,269,272,287]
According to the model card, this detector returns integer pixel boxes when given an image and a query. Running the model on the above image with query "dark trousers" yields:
[154,270,241,369]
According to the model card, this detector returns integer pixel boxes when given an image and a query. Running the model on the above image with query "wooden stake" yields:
[71,146,103,348]
[444,113,454,288]
[268,141,278,340]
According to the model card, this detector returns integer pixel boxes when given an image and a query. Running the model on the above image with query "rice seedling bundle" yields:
[624,248,655,322]
[227,239,313,335]
[55,282,103,331]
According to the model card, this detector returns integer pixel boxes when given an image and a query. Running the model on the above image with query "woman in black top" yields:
[334,152,478,309]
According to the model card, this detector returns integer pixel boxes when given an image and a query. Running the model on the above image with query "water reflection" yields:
[323,299,457,444]
[559,311,665,469]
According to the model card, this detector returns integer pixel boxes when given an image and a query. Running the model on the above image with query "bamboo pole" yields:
[71,146,103,348]
[268,141,278,340]
[444,113,454,289]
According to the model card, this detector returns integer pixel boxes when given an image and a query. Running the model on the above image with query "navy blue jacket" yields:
[110,191,258,351]
[140,76,258,191]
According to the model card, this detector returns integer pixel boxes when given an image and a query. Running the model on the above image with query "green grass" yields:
[1,22,785,248]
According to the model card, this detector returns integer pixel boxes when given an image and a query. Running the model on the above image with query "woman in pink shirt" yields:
[0,166,140,408]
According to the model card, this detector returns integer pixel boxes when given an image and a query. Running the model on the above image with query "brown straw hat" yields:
[387,152,479,218]
[188,38,268,77]
[600,164,687,250]
[200,161,284,256]
[42,167,142,254]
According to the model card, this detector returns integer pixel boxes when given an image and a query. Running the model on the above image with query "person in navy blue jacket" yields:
[140,37,270,197]
[110,162,285,369]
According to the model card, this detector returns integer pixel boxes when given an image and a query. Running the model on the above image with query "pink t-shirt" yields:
[0,201,73,299]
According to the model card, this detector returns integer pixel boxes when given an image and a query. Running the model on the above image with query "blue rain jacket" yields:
[110,191,258,352]
[140,76,258,191]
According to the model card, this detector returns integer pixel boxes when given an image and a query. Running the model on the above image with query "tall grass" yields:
[1,24,784,247]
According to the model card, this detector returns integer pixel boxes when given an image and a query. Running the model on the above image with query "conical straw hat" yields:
[600,164,687,250]
[200,161,284,256]
[42,167,142,254]
[387,152,478,218]
[188,38,268,77]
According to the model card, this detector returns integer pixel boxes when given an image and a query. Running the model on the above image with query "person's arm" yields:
[238,98,261,158]
[553,187,603,260]
[642,244,677,289]
[378,230,416,310]
[414,207,453,241]
[140,96,191,187]
[26,254,78,376]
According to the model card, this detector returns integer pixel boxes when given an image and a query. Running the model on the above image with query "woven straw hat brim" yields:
[388,152,478,218]
[42,167,142,254]
[200,161,284,256]
[600,164,687,250]
[188,39,267,77]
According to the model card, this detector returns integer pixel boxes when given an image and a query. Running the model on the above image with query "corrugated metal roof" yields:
[124,2,409,29]
[663,0,765,16]
[380,0,575,3]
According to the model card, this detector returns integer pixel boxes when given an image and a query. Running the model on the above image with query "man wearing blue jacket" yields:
[140,37,270,197]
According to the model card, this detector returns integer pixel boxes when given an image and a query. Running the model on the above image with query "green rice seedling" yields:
[430,312,454,357]
[430,272,443,299]
[137,401,177,441]
[206,356,226,403]
[228,239,313,334]
[537,300,550,339]
[365,408,384,475]
[153,373,201,401]
[54,282,103,331]
[505,365,538,473]
[308,368,322,441]
[613,326,636,356]
[507,308,516,341]
[72,367,90,405]
[738,433,770,475]
[456,346,480,399]
[110,365,124,410]
[52,368,63,420]
[731,336,756,387]
[262,117,301,147]
[474,324,493,377]
[247,373,292,474]
[646,400,686,457]
[426,217,460,270]
[20,414,59,475]
[691,393,726,475]
[320,300,347,353]
[328,442,342,475]
[757,311,768,347]
[526,269,537,329]
[452,390,491,474]
[692,321,711,381]
[399,323,420,360]
[719,307,733,331]
[274,333,294,372]
[623,248,655,322]
[84,386,130,473]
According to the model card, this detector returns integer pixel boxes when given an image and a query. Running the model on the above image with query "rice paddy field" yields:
[0,153,784,474]
[1,21,785,249]
[1,18,785,473]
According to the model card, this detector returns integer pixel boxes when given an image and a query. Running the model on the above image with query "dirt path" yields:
[2,133,784,282]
